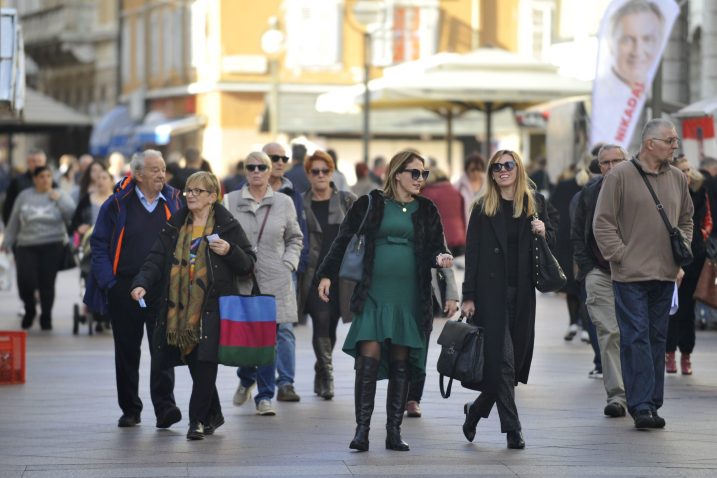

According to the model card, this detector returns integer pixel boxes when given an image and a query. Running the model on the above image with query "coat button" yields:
[494,248,500,254]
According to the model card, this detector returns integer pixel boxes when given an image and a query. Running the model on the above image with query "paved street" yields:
[1,268,717,477]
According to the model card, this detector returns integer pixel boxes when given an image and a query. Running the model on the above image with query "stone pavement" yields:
[1,268,716,477]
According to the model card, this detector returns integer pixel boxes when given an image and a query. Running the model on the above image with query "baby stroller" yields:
[72,227,111,335]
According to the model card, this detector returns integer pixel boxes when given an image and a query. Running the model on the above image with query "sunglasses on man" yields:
[400,168,430,181]
[269,154,290,163]
[490,161,516,173]
[246,164,269,172]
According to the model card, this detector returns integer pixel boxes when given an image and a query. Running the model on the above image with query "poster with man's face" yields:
[590,0,679,149]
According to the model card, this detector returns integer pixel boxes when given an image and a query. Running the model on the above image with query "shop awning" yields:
[0,87,91,131]
[89,105,133,156]
[134,115,206,146]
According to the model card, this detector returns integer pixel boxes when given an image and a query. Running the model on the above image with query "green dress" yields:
[342,199,426,380]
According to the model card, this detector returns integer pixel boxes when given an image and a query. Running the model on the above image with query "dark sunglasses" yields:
[269,154,290,163]
[400,168,430,181]
[246,164,269,172]
[310,168,331,176]
[490,161,516,173]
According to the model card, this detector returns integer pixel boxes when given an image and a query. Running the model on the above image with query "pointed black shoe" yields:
[462,402,481,442]
[204,412,225,435]
[156,406,182,429]
[633,410,656,429]
[385,360,410,451]
[187,421,205,440]
[117,413,141,427]
[506,430,525,449]
[349,356,379,451]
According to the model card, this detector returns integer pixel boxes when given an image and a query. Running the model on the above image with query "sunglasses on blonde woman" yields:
[490,161,516,173]
[247,164,269,172]
[400,168,430,181]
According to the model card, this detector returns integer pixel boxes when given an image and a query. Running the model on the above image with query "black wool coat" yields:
[316,189,449,333]
[131,203,256,367]
[462,193,556,393]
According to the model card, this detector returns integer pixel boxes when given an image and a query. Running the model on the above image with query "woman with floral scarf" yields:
[131,172,255,440]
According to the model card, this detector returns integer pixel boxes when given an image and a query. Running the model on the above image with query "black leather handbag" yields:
[436,315,484,398]
[631,160,693,267]
[531,222,567,293]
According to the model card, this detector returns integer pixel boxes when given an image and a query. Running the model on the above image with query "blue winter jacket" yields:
[83,177,182,314]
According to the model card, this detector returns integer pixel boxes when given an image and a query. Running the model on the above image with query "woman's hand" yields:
[130,287,146,301]
[461,299,475,319]
[436,253,454,268]
[208,238,231,256]
[318,278,331,303]
[531,218,546,237]
[444,299,458,318]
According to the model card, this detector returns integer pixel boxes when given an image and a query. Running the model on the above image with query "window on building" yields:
[172,6,185,75]
[528,1,553,60]
[189,0,208,69]
[136,14,145,81]
[163,7,173,78]
[285,0,342,69]
[371,0,439,67]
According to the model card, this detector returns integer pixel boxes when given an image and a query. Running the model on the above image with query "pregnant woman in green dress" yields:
[317,150,454,452]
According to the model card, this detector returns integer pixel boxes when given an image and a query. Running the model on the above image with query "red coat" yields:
[422,181,466,250]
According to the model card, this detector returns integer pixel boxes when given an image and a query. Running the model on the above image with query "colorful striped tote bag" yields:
[217,276,276,367]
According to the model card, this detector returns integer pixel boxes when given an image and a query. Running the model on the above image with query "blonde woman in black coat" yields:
[461,150,556,450]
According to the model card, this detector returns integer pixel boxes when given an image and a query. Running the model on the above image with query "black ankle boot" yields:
[462,401,481,442]
[349,356,379,451]
[385,360,410,451]
[506,430,525,449]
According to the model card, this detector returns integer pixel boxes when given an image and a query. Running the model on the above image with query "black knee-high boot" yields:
[317,337,334,400]
[385,360,410,451]
[349,356,379,451]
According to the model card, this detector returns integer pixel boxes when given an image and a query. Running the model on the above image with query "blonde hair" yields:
[478,149,536,218]
[246,151,273,171]
[186,171,221,201]
[383,149,426,199]
[673,156,704,192]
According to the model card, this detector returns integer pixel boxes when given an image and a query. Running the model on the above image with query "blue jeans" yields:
[613,280,673,416]
[237,362,275,405]
[276,322,296,388]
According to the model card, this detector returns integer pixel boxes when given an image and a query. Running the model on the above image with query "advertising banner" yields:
[590,0,679,148]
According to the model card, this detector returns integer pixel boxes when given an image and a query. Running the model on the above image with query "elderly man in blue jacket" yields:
[85,149,183,428]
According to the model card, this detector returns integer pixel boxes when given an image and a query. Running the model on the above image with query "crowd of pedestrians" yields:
[0,119,709,447]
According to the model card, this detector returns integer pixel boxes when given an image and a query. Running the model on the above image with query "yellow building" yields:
[119,0,520,174]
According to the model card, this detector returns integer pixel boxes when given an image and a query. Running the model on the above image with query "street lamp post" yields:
[261,17,285,139]
[353,1,385,164]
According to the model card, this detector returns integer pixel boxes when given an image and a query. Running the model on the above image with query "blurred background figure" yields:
[421,167,466,257]
[326,149,350,192]
[528,156,552,198]
[56,154,79,199]
[223,159,246,194]
[454,152,486,225]
[107,152,128,183]
[2,149,49,225]
[351,163,376,197]
[369,155,386,186]
[285,143,310,193]
[2,165,76,330]
[667,156,711,376]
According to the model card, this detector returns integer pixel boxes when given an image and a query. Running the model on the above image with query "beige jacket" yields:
[593,156,693,282]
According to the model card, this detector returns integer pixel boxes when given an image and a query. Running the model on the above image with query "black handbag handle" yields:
[355,194,372,236]
[439,314,469,399]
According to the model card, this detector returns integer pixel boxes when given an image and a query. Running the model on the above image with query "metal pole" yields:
[446,108,453,174]
[269,58,279,138]
[651,61,663,119]
[484,101,493,158]
[362,31,371,164]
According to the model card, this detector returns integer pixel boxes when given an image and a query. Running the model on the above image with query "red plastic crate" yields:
[0,331,26,384]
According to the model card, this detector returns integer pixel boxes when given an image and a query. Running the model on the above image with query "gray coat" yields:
[298,186,356,322]
[224,186,304,324]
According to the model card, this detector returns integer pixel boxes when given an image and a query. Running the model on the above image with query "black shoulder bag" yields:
[531,211,567,293]
[436,314,484,398]
[631,160,693,267]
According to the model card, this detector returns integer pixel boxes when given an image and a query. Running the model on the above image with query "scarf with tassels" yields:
[166,209,215,358]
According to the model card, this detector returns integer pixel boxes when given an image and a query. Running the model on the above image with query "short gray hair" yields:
[130,149,163,176]
[597,144,629,162]
[641,118,675,143]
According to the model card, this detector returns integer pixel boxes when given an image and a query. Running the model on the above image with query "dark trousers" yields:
[667,270,698,354]
[107,276,176,417]
[406,330,431,403]
[472,287,521,433]
[15,242,64,323]
[306,287,341,345]
[613,280,673,416]
[185,349,221,424]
